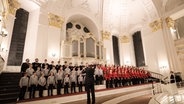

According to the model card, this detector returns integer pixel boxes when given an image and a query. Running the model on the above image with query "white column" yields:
[162,18,183,77]
[23,8,40,62]
[103,37,114,65]
[2,14,16,71]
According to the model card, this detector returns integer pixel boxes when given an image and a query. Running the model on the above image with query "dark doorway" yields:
[133,31,145,67]
[112,36,120,65]
[7,8,29,66]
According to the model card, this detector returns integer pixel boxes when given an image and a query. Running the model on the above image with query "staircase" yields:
[0,72,21,104]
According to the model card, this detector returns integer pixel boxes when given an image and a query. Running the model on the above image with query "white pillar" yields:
[2,14,16,72]
[23,8,40,63]
[162,18,183,77]
[103,36,114,65]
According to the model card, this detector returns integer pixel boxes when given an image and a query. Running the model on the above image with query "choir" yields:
[18,58,151,100]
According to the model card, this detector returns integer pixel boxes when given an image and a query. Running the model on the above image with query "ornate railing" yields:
[149,70,164,81]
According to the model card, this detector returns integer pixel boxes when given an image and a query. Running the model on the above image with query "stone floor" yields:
[16,83,184,104]
[118,94,152,104]
[63,89,152,104]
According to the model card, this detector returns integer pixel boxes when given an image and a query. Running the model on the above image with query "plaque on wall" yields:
[7,8,29,66]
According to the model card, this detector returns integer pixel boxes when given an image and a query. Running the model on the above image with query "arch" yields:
[64,9,101,40]
[67,14,99,39]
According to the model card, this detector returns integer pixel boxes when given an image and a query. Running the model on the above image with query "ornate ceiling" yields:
[21,0,160,37]
[103,0,158,35]
[62,0,159,36]
[4,0,184,37]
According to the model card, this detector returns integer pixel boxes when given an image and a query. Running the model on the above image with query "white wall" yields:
[3,1,41,72]
[103,38,114,65]
[141,26,169,75]
[33,6,62,64]
[23,0,63,64]
[3,0,63,71]
[23,8,40,63]
[2,15,16,71]
[120,41,136,66]
[46,27,61,63]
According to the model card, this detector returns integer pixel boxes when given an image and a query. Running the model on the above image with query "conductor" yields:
[82,63,95,104]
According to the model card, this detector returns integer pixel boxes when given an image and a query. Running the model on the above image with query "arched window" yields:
[96,45,100,59]
[80,38,84,57]
[101,46,103,59]
[72,40,78,56]
[86,37,95,58]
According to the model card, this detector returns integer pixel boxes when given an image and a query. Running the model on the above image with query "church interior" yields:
[0,0,184,104]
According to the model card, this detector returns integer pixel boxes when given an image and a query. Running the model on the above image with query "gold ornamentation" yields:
[120,35,130,43]
[7,0,20,15]
[48,13,64,28]
[88,33,93,36]
[149,19,162,32]
[101,31,110,40]
[1,0,9,19]
[165,17,175,28]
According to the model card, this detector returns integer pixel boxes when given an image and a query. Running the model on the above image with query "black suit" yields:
[32,62,41,71]
[49,64,54,70]
[56,64,61,72]
[82,66,95,104]
[41,63,49,69]
[20,62,29,73]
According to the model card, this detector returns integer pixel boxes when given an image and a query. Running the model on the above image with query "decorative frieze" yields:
[48,13,64,28]
[101,30,110,40]
[120,35,130,43]
[149,19,162,32]
[7,0,20,15]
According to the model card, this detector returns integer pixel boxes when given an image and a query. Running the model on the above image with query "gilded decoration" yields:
[120,35,130,43]
[87,33,93,36]
[101,31,110,40]
[7,0,20,15]
[149,19,162,32]
[165,17,175,28]
[48,13,64,28]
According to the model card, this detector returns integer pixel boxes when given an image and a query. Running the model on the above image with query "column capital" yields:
[101,30,111,40]
[149,19,162,32]
[48,13,64,28]
[7,0,20,16]
[165,17,175,28]
[119,35,130,43]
